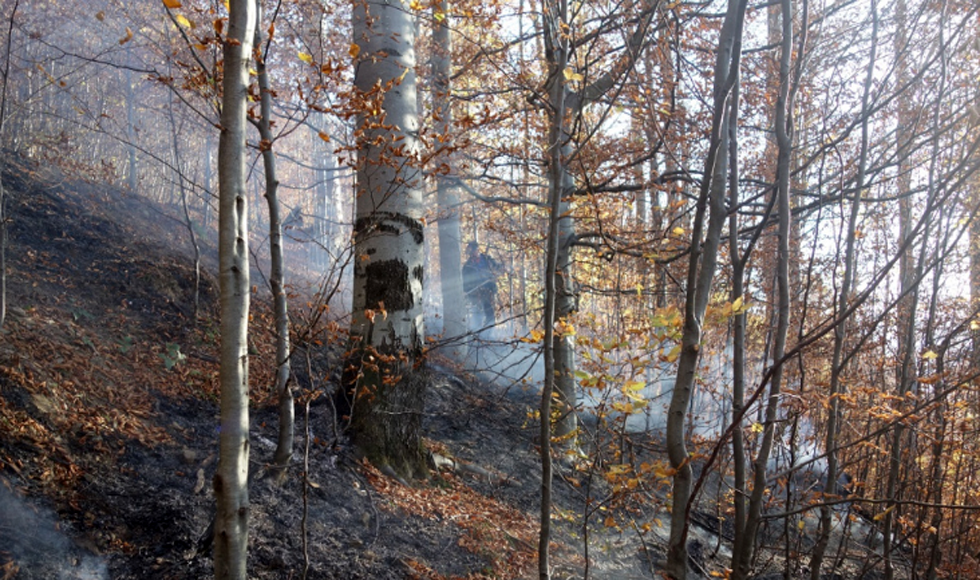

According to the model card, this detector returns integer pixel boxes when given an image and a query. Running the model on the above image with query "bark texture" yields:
[214,0,255,577]
[810,3,877,577]
[344,0,427,480]
[664,0,746,577]
[432,0,466,357]
[252,0,294,472]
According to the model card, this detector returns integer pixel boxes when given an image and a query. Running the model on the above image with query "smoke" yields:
[576,340,734,438]
[0,482,108,580]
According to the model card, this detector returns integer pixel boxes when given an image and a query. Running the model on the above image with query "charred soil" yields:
[0,158,670,579]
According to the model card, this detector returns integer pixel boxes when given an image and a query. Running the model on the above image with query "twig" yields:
[628,517,659,578]
[301,399,311,580]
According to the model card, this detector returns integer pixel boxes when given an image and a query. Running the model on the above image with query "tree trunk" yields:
[539,3,569,572]
[204,133,214,234]
[665,1,746,577]
[883,0,917,573]
[432,0,466,358]
[166,75,201,323]
[727,77,748,575]
[809,5,878,578]
[0,0,18,331]
[540,0,657,443]
[732,0,793,574]
[344,0,427,480]
[552,142,577,440]
[214,0,255,578]
[973,174,980,368]
[253,0,294,473]
[125,43,138,193]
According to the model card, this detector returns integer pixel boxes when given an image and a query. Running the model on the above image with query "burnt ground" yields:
[0,156,680,580]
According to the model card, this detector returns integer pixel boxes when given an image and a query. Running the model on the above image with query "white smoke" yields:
[0,482,108,580]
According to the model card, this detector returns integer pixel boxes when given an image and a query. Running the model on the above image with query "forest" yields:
[0,0,979,578]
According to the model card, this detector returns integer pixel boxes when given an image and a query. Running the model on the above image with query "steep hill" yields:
[0,157,671,580]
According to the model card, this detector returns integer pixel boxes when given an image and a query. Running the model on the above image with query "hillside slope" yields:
[0,158,670,580]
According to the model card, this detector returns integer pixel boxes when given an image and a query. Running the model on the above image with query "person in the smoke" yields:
[462,241,499,330]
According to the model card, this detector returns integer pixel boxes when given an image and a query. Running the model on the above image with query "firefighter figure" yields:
[462,241,499,331]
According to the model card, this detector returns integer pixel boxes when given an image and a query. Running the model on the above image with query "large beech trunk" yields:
[343,0,427,480]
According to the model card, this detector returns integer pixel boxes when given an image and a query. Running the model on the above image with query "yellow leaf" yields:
[520,329,545,344]
[751,422,764,433]
[624,380,645,392]
[874,505,896,521]
[665,343,681,363]
[556,318,575,336]
[672,226,685,236]
[607,464,630,476]
[318,132,331,143]
[562,67,583,82]
[162,0,182,7]
[922,350,939,360]
[298,52,314,65]
[409,0,423,9]
[349,43,361,59]
[636,283,643,297]
[612,401,633,413]
[731,296,751,315]
[434,11,446,21]
[175,13,192,28]
[223,0,230,10]
[603,516,616,527]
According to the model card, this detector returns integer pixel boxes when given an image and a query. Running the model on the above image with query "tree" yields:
[0,0,19,331]
[664,0,747,577]
[432,0,466,357]
[807,4,878,573]
[214,0,256,577]
[252,0,294,474]
[343,0,428,480]
[538,0,658,441]
[730,0,797,574]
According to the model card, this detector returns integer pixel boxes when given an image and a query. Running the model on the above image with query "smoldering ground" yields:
[0,483,108,580]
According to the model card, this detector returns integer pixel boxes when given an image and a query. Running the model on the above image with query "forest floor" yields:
[0,156,864,580]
